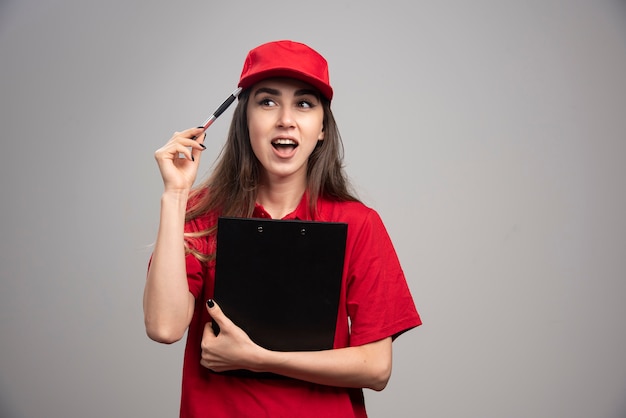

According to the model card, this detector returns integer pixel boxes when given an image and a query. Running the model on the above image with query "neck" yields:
[256,176,306,219]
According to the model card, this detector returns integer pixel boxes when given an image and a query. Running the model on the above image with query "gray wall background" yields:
[1,1,625,417]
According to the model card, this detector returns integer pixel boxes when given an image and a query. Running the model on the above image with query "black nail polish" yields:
[191,155,195,162]
[197,126,205,129]
[199,143,206,150]
[206,299,215,308]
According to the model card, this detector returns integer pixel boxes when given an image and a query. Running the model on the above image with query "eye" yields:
[258,97,276,107]
[298,100,315,109]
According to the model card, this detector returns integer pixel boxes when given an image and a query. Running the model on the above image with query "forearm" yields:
[143,191,194,343]
[255,338,392,391]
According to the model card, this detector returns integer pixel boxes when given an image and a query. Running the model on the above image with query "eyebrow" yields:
[253,87,320,98]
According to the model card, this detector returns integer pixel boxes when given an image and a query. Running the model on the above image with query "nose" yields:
[276,106,295,128]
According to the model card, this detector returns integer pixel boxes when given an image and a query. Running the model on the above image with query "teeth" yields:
[273,138,296,145]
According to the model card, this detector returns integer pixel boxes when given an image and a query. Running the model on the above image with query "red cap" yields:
[238,40,333,100]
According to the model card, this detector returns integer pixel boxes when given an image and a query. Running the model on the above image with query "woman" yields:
[144,40,421,418]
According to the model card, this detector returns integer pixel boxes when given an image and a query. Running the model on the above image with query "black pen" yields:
[196,87,243,135]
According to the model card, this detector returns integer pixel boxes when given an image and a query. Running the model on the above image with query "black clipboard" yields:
[212,217,347,377]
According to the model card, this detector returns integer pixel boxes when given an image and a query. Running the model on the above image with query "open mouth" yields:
[272,138,298,151]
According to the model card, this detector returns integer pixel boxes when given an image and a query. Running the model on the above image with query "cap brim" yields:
[238,68,333,101]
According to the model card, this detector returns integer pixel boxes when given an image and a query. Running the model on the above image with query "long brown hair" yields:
[184,88,358,260]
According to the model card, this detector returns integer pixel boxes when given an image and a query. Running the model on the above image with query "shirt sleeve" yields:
[345,209,421,347]
[183,216,213,299]
[185,253,205,299]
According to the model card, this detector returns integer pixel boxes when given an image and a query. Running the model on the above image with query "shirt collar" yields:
[252,191,311,220]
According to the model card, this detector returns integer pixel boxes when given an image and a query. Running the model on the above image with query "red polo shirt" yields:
[178,194,421,418]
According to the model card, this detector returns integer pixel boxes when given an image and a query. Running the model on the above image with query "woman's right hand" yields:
[154,127,207,193]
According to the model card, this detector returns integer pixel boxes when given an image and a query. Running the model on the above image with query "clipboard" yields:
[212,216,347,376]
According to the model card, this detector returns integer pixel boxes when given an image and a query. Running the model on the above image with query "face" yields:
[247,78,325,186]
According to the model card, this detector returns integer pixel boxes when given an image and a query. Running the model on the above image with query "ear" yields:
[318,128,325,141]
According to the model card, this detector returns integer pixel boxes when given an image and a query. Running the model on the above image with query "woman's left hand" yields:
[201,300,266,372]
[201,299,392,391]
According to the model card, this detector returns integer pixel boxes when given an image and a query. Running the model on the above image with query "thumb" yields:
[206,299,232,329]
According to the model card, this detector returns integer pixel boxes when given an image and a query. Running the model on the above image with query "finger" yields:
[206,299,233,329]
[176,127,206,140]
[161,131,207,158]
[156,142,195,162]
[167,131,207,149]
[171,128,206,161]
[200,323,217,370]
[190,132,207,162]
[203,321,216,338]
[196,130,207,147]
[168,138,205,158]
[191,126,208,141]
[163,128,205,150]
